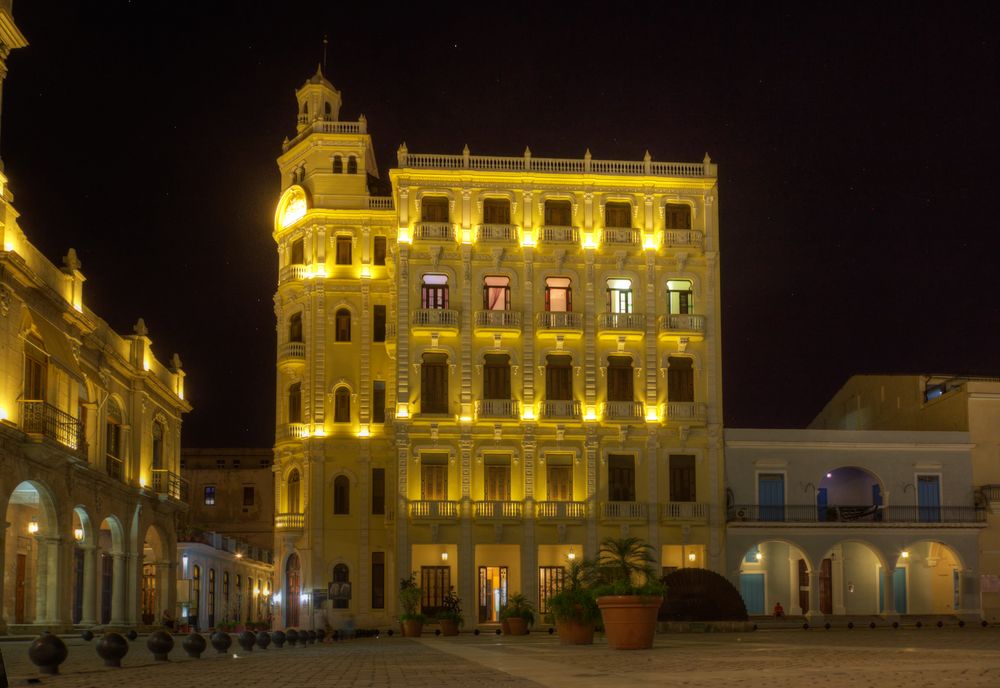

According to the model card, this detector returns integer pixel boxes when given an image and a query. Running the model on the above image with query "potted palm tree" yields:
[436,587,463,636]
[500,593,534,635]
[398,574,426,637]
[547,559,600,645]
[595,536,665,650]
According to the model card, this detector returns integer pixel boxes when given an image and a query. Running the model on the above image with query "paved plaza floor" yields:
[2,627,999,687]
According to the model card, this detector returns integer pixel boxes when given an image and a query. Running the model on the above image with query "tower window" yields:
[290,237,304,265]
[544,277,572,312]
[483,275,510,310]
[152,421,164,470]
[287,470,300,513]
[336,236,352,265]
[334,387,350,423]
[373,236,387,265]
[334,475,350,515]
[288,383,302,424]
[333,155,343,174]
[667,280,693,314]
[347,156,358,174]
[421,197,449,223]
[289,312,303,342]
[335,308,351,342]
[605,202,632,228]
[421,273,449,309]
[324,102,332,119]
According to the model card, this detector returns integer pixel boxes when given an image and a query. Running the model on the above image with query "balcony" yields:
[278,341,306,370]
[660,502,709,523]
[536,311,584,339]
[602,228,640,246]
[411,308,460,335]
[981,485,1000,514]
[477,224,518,242]
[539,226,579,244]
[597,312,646,340]
[603,401,645,421]
[474,310,522,335]
[541,400,581,420]
[659,314,706,340]
[19,400,86,456]
[474,501,523,521]
[535,501,587,521]
[106,456,123,481]
[276,423,308,442]
[727,504,986,526]
[601,501,649,522]
[476,399,520,420]
[665,401,707,423]
[414,222,455,242]
[275,512,305,535]
[152,469,189,502]
[279,264,307,284]
[664,229,704,249]
[408,500,460,521]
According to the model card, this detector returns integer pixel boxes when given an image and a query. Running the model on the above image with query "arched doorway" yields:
[817,467,884,522]
[3,481,59,625]
[738,540,810,616]
[891,541,964,615]
[286,553,301,627]
[98,516,125,625]
[142,525,169,625]
[818,541,885,615]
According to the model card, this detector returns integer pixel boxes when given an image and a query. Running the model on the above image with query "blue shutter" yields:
[817,487,828,521]
[759,474,785,521]
[740,573,765,615]
[918,476,941,522]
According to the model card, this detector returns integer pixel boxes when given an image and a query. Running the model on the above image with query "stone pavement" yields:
[1,627,999,687]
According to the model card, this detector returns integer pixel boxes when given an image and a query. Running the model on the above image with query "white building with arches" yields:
[725,429,983,620]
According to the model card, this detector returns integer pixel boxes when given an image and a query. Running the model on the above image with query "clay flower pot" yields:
[506,617,529,635]
[597,595,663,650]
[402,619,424,637]
[438,618,460,636]
[555,619,596,645]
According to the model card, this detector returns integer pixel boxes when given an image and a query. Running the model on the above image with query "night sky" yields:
[3,2,999,447]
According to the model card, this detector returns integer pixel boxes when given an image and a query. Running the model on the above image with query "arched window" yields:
[152,421,164,469]
[666,280,693,314]
[207,568,216,627]
[334,475,350,514]
[421,273,449,309]
[302,102,309,116]
[324,101,332,119]
[483,275,510,310]
[421,196,449,222]
[192,565,201,626]
[289,312,303,343]
[333,155,343,174]
[106,399,123,481]
[605,201,632,228]
[223,571,230,613]
[347,156,358,174]
[332,563,350,609]
[664,203,692,230]
[290,237,304,265]
[288,383,302,424]
[334,387,350,423]
[235,574,242,619]
[335,308,351,342]
[287,469,301,513]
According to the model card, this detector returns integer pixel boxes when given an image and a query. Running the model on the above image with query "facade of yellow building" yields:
[272,69,724,629]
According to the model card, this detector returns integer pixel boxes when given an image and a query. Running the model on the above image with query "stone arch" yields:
[3,480,61,625]
[736,538,814,617]
[98,514,127,625]
[892,539,968,615]
[817,466,886,521]
[808,538,888,616]
[284,551,302,628]
[141,521,171,624]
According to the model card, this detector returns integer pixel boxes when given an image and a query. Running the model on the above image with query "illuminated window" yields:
[335,308,351,342]
[289,312,303,342]
[347,156,358,174]
[421,197,449,222]
[373,236,387,265]
[290,237,304,265]
[544,199,572,226]
[287,470,300,512]
[544,277,572,312]
[667,357,694,402]
[333,155,343,174]
[421,353,449,414]
[421,273,449,309]
[334,387,350,423]
[607,356,634,402]
[605,201,632,228]
[334,476,350,515]
[336,236,352,265]
[152,421,164,470]
[666,280,693,314]
[204,485,216,506]
[664,203,692,230]
[483,198,510,224]
[288,383,302,423]
[483,275,510,310]
[606,278,633,314]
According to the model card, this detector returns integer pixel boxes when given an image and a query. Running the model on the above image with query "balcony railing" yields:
[19,400,86,454]
[474,310,522,332]
[278,341,306,364]
[415,222,455,241]
[367,196,394,210]
[408,500,460,520]
[541,400,581,420]
[661,502,709,523]
[398,150,715,178]
[597,312,646,333]
[474,501,523,520]
[279,264,307,284]
[664,229,704,248]
[478,224,518,242]
[602,228,640,245]
[536,311,583,332]
[106,456,123,481]
[603,401,645,420]
[659,314,706,335]
[275,513,305,530]
[666,402,707,421]
[601,501,648,521]
[728,504,986,525]
[539,226,579,244]
[152,469,189,501]
[277,423,308,442]
[412,309,460,328]
[535,501,587,520]
[476,399,520,419]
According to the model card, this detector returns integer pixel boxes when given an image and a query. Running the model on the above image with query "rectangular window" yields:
[421,454,448,500]
[484,460,511,501]
[483,198,511,224]
[336,236,352,265]
[290,237,304,265]
[544,277,572,312]
[421,274,449,309]
[667,357,695,402]
[669,455,696,502]
[373,381,386,424]
[373,305,387,342]
[605,202,632,228]
[483,354,511,399]
[243,485,255,507]
[666,280,693,315]
[373,236,387,265]
[23,348,46,401]
[545,355,573,400]
[544,200,572,226]
[608,454,635,502]
[421,566,450,616]
[483,275,510,310]
[421,197,449,222]
[547,460,573,501]
[421,353,449,414]
[538,566,565,614]
[606,278,633,314]
[607,356,634,402]
[664,203,692,230]
[372,552,385,609]
[372,468,385,515]
[204,486,216,506]
[917,474,941,522]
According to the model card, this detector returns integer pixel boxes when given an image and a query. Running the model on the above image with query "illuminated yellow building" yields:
[272,68,723,629]
[0,5,191,634]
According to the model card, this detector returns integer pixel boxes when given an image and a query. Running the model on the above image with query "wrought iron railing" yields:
[152,469,188,501]
[19,400,86,453]
[728,504,986,524]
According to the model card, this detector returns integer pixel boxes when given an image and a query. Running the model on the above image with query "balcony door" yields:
[758,473,785,521]
[547,464,572,502]
[485,464,511,501]
[667,356,694,402]
[421,455,448,501]
[917,475,941,522]
[607,356,634,402]
[608,454,635,502]
[483,354,511,400]
[545,355,573,400]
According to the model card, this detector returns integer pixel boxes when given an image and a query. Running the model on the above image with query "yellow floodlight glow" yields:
[645,408,659,423]
[521,407,535,421]
[461,228,473,244]
[688,552,697,562]
[139,477,147,488]
[0,407,7,422]
[396,403,409,419]
[901,550,909,559]
[3,240,13,252]
[360,265,371,279]
[74,527,84,542]
[460,415,473,423]
[27,517,39,535]
[358,425,371,438]
[521,230,535,247]
[643,235,658,251]
[755,551,763,561]
[312,426,326,438]
[583,233,597,249]
[398,227,411,244]
[584,405,597,422]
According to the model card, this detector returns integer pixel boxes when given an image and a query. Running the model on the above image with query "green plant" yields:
[499,593,535,626]
[595,536,666,598]
[546,559,600,624]
[398,573,426,623]
[436,587,463,625]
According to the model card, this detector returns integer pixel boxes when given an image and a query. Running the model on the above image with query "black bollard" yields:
[548,627,555,635]
[183,633,207,658]
[97,632,129,668]
[28,634,68,675]
[824,622,831,630]
[237,631,256,652]
[256,631,271,649]
[316,628,326,643]
[210,631,232,654]
[147,630,174,661]
[307,630,317,644]
[81,630,94,641]
[272,630,287,648]
[286,628,300,646]
[869,622,876,629]
[126,629,138,641]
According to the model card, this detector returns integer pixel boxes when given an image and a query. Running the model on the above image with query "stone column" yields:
[806,569,823,621]
[0,522,8,633]
[882,567,897,619]
[155,561,172,618]
[34,535,47,623]
[81,544,97,625]
[111,552,127,625]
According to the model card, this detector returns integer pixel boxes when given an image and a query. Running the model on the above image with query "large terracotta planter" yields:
[402,619,424,637]
[506,617,529,635]
[438,618,460,636]
[556,619,596,645]
[597,595,663,650]
[501,619,511,635]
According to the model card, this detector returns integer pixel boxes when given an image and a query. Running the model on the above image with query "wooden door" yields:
[15,553,26,623]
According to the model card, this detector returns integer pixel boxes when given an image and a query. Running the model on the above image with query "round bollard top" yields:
[28,634,69,675]
[210,630,232,652]
[97,632,130,663]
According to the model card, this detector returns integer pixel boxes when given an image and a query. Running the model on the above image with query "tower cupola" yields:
[295,64,342,133]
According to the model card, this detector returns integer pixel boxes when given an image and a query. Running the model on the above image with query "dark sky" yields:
[3,1,999,447]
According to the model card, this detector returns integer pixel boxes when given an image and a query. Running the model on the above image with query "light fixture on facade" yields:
[74,527,84,542]
[583,233,597,249]
[643,235,658,251]
[567,548,576,561]
[584,405,597,422]
[441,551,449,561]
[461,228,472,244]
[396,403,409,419]
[645,408,659,423]
[755,551,763,562]
[397,227,411,243]
[688,552,697,562]
[521,407,535,421]
[139,477,147,488]
[235,551,243,559]
[358,425,371,438]
[826,473,832,478]
[360,264,371,279]
[27,517,39,535]
[901,550,910,559]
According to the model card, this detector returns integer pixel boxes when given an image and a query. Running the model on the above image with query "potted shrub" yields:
[398,574,426,637]
[436,587,463,636]
[547,559,600,645]
[595,536,665,650]
[500,593,534,635]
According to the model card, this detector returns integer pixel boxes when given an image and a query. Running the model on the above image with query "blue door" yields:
[917,475,941,522]
[740,573,765,615]
[879,568,907,614]
[817,487,828,521]
[759,474,785,521]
